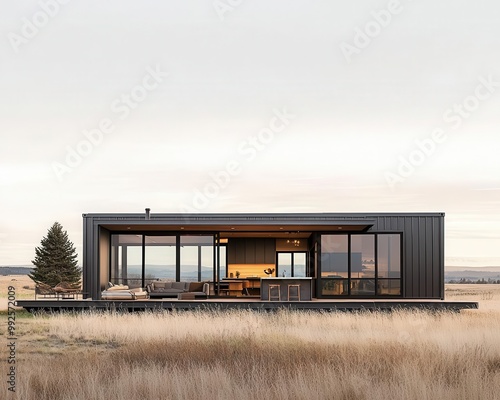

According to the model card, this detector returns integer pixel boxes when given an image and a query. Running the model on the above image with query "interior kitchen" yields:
[218,233,313,299]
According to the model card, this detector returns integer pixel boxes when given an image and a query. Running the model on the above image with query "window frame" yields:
[317,232,403,298]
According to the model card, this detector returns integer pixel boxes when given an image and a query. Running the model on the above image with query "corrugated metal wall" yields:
[369,214,444,299]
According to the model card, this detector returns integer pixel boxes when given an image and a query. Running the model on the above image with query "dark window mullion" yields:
[347,234,351,296]
[317,236,322,297]
[375,234,378,296]
[175,235,180,282]
[214,234,218,288]
[141,235,145,288]
[197,245,202,282]
[399,232,403,298]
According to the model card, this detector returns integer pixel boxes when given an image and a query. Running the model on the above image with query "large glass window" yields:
[293,253,306,277]
[321,235,348,277]
[180,235,214,282]
[145,236,176,284]
[277,253,292,276]
[111,233,217,287]
[321,235,348,295]
[350,235,375,295]
[319,233,401,297]
[276,252,306,277]
[218,245,227,281]
[201,246,214,281]
[377,234,401,295]
[110,235,143,288]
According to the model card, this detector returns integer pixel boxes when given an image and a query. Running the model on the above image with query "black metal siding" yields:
[367,214,444,299]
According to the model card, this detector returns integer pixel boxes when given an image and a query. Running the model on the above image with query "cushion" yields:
[153,282,172,290]
[189,282,204,292]
[167,288,184,292]
[108,285,129,291]
[101,290,134,300]
[171,282,186,290]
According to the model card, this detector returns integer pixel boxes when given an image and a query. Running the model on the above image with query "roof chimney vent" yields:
[145,208,151,220]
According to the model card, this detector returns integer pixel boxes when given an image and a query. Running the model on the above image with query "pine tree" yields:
[29,222,81,288]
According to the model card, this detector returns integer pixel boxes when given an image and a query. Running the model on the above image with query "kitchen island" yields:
[260,277,313,301]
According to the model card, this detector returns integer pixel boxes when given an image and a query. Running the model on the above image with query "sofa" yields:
[146,281,209,298]
[101,283,149,300]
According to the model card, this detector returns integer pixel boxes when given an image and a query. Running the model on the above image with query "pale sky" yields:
[1,0,499,266]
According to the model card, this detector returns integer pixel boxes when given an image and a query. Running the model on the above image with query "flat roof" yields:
[83,212,444,233]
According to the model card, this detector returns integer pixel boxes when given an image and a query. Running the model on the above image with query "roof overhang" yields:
[91,213,376,234]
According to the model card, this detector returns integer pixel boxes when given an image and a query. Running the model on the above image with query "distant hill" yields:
[446,266,500,272]
[445,266,500,282]
[0,266,33,276]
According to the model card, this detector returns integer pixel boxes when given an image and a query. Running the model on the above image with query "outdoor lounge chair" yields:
[35,282,57,299]
[53,281,83,299]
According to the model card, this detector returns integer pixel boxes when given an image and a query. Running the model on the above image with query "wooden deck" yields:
[16,298,479,312]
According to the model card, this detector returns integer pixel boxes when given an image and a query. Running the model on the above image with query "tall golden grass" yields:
[9,302,500,400]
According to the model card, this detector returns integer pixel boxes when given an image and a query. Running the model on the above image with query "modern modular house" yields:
[82,212,444,300]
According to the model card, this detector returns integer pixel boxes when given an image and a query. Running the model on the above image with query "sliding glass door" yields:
[110,234,143,288]
[180,235,214,282]
[145,236,176,285]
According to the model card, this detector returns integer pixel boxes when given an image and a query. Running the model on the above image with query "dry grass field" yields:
[1,276,500,399]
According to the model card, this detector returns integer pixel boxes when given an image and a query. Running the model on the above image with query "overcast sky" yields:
[1,0,499,267]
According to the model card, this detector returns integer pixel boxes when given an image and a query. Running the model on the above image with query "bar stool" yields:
[287,284,300,301]
[268,284,281,301]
